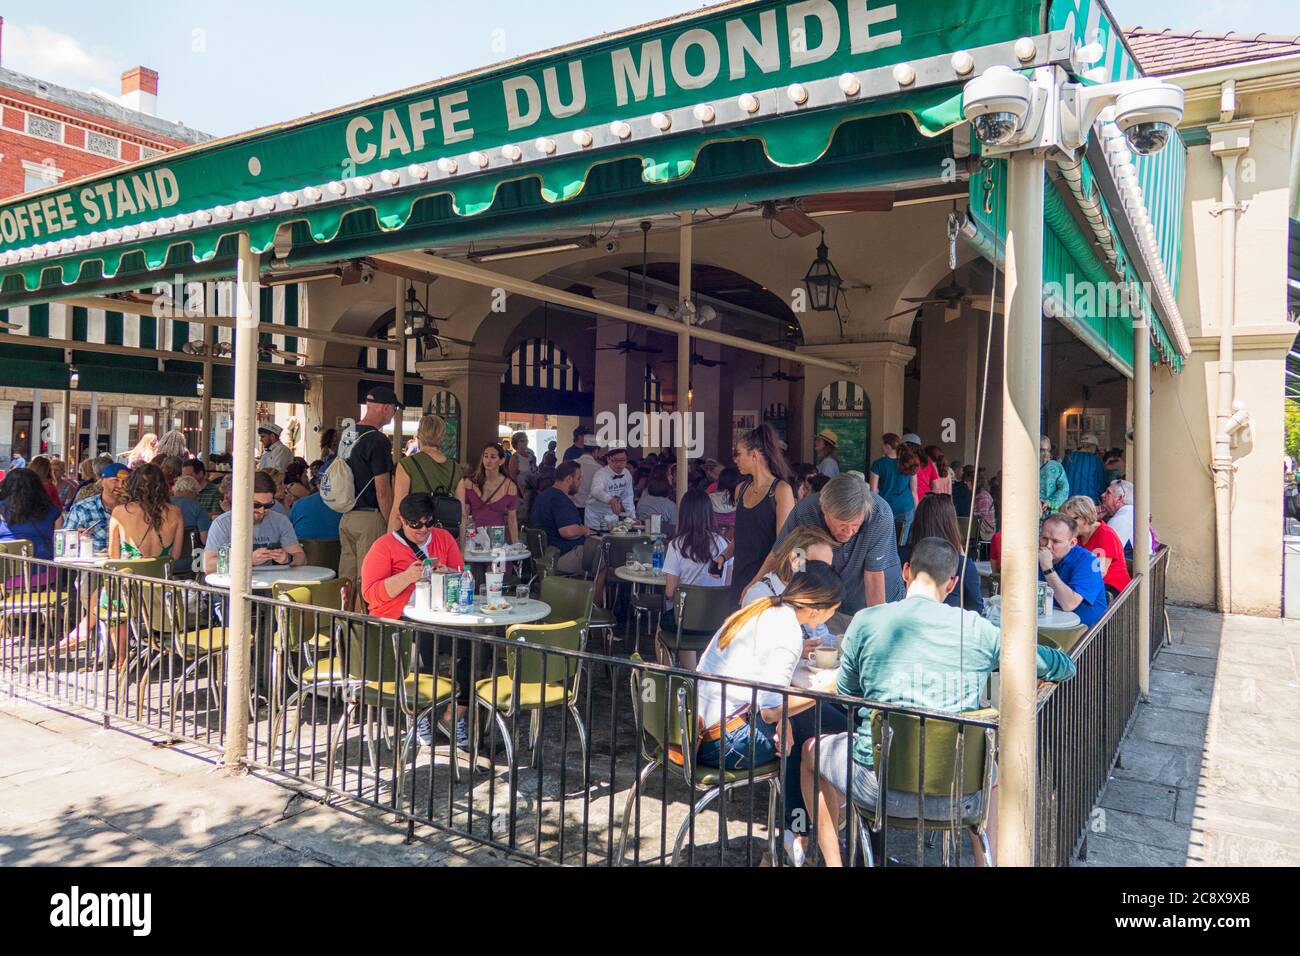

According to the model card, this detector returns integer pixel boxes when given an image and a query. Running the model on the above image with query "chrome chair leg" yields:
[616,759,660,865]
[671,785,726,866]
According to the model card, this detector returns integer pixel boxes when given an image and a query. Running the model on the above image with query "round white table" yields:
[403,598,551,628]
[54,553,111,568]
[462,546,531,564]
[614,565,666,586]
[1038,607,1082,630]
[205,565,337,591]
[791,659,840,693]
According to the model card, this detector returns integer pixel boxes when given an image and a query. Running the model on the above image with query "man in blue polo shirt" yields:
[64,462,128,553]
[1038,512,1107,628]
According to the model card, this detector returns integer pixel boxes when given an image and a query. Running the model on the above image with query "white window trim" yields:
[21,158,64,189]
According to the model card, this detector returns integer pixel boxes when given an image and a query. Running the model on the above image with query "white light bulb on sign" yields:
[327,181,347,197]
[951,51,974,75]
[352,176,373,191]
[408,164,429,180]
[573,129,593,147]
[257,197,276,212]
[175,214,193,229]
[652,111,672,130]
[122,227,138,241]
[236,201,254,216]
[838,73,861,96]
[692,103,715,123]
[534,137,556,155]
[469,151,490,167]
[1015,37,1037,61]
[302,186,321,202]
[139,221,158,235]
[609,120,632,139]
[738,93,760,114]
[893,63,916,86]
[380,170,401,186]
[787,83,809,105]
[502,144,522,161]
[193,210,212,224]
[437,157,458,174]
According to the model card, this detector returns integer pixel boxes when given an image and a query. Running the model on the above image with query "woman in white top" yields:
[662,488,730,668]
[695,563,844,866]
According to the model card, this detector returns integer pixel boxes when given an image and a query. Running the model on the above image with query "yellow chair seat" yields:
[474,674,571,710]
[1,591,66,609]
[652,749,781,787]
[178,627,229,653]
[357,673,454,709]
[297,657,352,685]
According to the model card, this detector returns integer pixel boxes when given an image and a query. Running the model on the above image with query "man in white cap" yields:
[257,422,293,474]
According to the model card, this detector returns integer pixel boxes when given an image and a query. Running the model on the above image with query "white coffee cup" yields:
[813,646,840,669]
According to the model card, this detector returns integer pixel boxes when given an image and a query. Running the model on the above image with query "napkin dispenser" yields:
[426,571,451,611]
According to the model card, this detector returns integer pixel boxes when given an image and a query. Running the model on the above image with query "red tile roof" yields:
[1125,28,1300,75]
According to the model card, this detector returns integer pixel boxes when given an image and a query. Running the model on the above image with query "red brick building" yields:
[0,19,212,462]
[0,36,208,199]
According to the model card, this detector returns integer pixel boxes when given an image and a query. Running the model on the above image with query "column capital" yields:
[416,356,509,380]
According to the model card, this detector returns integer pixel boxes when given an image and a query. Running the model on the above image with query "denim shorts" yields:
[815,732,984,821]
[696,713,778,770]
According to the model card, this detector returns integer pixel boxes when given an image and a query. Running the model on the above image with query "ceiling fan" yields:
[259,343,308,363]
[535,303,572,371]
[180,340,232,358]
[760,192,894,236]
[752,366,803,383]
[398,282,476,354]
[887,279,999,322]
[657,351,726,369]
[0,315,23,331]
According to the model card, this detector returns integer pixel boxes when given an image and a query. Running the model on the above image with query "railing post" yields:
[222,234,259,774]
[996,151,1045,867]
[1134,320,1152,696]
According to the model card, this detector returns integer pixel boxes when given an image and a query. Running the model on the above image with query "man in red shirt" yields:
[361,493,462,619]
[360,492,466,748]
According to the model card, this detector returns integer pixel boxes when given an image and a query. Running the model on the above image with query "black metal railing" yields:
[1034,574,1143,866]
[1149,545,1170,660]
[2,552,1007,867]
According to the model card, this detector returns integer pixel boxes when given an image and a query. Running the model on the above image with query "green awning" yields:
[0,0,1047,297]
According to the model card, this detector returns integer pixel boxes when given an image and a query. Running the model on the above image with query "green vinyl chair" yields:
[268,579,354,747]
[655,584,731,666]
[539,574,595,628]
[852,709,998,867]
[616,659,781,866]
[301,539,342,575]
[471,620,588,784]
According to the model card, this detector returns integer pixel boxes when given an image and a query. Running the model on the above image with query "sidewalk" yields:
[1080,606,1300,866]
[0,693,517,867]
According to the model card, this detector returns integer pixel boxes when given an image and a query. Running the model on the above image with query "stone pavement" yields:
[1079,606,1300,866]
[0,692,519,867]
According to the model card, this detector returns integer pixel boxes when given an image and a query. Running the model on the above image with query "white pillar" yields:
[0,400,15,460]
[31,389,42,459]
[112,406,130,459]
[223,234,259,775]
[88,392,99,458]
[393,279,407,457]
[1134,322,1152,693]
[200,360,213,459]
[996,151,1045,868]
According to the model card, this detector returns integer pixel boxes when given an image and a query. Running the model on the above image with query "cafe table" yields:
[1037,607,1082,631]
[204,565,336,590]
[402,597,550,629]
[791,657,840,693]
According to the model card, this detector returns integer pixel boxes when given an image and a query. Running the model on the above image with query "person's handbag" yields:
[407,454,461,537]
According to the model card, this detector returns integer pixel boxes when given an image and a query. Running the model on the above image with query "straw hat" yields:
[815,428,838,447]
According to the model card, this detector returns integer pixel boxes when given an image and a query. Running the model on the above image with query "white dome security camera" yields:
[1113,79,1184,155]
[962,65,1034,147]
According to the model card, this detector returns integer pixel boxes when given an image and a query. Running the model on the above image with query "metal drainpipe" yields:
[1210,104,1251,614]
[676,214,693,503]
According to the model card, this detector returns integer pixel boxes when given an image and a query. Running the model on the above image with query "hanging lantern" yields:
[803,234,843,314]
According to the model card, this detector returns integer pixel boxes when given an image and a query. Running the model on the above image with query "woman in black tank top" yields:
[718,424,796,604]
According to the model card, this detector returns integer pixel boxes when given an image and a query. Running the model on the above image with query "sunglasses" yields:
[404,518,436,529]
[252,501,273,511]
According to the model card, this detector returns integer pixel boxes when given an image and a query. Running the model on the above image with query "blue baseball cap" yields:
[100,463,129,479]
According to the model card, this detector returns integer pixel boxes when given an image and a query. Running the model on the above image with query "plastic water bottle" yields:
[651,536,665,573]
[459,568,475,611]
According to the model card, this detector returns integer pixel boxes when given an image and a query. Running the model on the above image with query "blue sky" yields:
[3,0,1295,137]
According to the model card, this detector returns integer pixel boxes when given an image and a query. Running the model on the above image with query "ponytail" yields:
[716,563,843,650]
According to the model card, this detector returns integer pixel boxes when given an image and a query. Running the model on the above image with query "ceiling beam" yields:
[371,249,857,375]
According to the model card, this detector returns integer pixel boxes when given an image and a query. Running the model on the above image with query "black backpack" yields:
[404,454,461,538]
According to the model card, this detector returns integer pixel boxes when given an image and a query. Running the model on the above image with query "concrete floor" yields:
[1078,605,1300,866]
[0,693,516,867]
